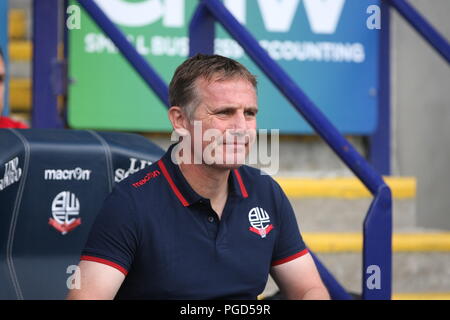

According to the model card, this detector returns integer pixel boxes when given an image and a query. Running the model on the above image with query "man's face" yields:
[0,56,5,115]
[186,77,258,169]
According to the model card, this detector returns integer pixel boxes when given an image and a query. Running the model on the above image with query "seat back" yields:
[0,129,164,299]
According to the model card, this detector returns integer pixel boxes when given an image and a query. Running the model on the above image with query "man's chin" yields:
[210,162,244,170]
[202,153,247,170]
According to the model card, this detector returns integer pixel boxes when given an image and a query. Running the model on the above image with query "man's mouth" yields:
[223,142,247,145]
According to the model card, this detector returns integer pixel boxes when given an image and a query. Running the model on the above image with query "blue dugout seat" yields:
[0,129,164,299]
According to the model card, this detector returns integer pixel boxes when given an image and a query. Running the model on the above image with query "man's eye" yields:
[245,111,256,117]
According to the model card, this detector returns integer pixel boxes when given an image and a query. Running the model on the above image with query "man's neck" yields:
[178,162,230,218]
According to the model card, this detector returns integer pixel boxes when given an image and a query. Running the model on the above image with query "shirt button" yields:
[208,216,215,223]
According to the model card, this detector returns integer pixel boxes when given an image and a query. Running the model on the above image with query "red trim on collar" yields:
[233,169,248,198]
[157,160,190,207]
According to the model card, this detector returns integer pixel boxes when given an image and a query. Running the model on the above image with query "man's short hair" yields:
[169,54,257,119]
[0,47,4,59]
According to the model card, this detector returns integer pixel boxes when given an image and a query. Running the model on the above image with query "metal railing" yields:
[385,0,450,64]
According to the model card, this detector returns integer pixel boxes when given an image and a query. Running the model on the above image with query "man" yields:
[67,54,329,300]
[0,47,28,129]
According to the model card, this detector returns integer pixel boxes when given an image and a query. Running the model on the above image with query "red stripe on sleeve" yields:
[80,255,128,276]
[157,160,190,207]
[271,249,309,266]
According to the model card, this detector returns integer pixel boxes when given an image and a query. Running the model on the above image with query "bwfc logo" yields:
[248,207,273,238]
[48,191,82,235]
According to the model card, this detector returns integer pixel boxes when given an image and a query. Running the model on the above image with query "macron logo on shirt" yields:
[132,170,161,188]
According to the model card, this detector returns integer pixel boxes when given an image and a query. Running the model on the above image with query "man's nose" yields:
[231,111,247,132]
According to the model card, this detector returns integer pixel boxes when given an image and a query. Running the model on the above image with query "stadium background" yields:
[1,0,450,299]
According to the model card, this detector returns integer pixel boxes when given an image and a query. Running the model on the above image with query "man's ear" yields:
[168,106,189,136]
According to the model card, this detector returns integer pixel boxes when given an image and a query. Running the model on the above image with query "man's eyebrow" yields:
[213,105,258,109]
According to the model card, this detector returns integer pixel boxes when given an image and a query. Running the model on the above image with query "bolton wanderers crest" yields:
[248,207,274,238]
[48,191,82,235]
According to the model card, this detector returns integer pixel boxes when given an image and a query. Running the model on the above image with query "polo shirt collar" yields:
[157,143,249,207]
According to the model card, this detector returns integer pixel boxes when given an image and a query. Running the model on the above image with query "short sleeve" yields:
[271,183,308,266]
[80,186,140,275]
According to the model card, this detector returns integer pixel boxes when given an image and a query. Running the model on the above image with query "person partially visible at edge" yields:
[67,54,330,300]
[0,47,28,129]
